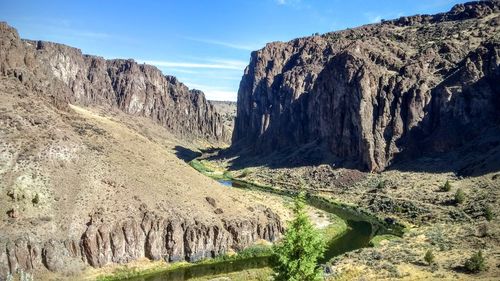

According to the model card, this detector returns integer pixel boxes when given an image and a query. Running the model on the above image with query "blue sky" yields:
[1,0,463,101]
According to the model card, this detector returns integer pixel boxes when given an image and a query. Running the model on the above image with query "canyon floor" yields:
[193,148,500,280]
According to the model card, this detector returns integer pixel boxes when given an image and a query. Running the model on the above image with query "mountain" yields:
[233,1,500,173]
[0,22,282,278]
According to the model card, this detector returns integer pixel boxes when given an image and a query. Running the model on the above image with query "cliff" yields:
[0,22,227,143]
[233,1,500,172]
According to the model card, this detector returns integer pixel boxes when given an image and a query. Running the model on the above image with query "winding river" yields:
[126,177,403,281]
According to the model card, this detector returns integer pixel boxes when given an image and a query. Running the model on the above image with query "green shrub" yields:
[376,180,386,189]
[440,180,452,192]
[424,249,435,265]
[238,244,273,258]
[32,193,40,205]
[238,168,251,178]
[454,188,465,204]
[464,250,486,273]
[484,205,494,221]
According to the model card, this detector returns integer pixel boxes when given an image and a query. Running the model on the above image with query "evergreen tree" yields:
[441,180,452,192]
[272,192,326,281]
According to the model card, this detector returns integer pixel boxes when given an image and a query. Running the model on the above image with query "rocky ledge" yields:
[0,206,282,278]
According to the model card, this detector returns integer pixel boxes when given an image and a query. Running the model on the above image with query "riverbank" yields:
[189,159,406,235]
[93,244,273,281]
[197,151,500,280]
[93,159,376,281]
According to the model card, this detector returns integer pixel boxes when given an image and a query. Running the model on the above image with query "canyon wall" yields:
[0,207,282,276]
[233,1,500,171]
[0,22,227,143]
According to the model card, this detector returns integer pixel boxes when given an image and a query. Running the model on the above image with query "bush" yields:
[454,188,465,204]
[440,180,452,192]
[484,205,494,221]
[376,180,386,189]
[238,244,273,258]
[32,193,40,205]
[238,168,251,178]
[464,250,486,273]
[424,249,435,265]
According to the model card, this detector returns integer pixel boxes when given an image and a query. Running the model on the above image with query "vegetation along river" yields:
[125,173,404,281]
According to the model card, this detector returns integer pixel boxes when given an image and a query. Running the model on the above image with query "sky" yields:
[0,0,464,101]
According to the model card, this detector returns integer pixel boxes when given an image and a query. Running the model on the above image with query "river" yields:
[126,178,401,281]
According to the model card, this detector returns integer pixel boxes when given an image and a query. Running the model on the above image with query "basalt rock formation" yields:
[0,22,227,143]
[0,207,282,276]
[233,1,500,172]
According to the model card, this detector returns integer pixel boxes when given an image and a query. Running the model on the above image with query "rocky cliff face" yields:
[233,1,500,171]
[0,22,227,143]
[0,206,282,276]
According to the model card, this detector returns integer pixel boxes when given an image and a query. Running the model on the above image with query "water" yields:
[125,179,397,281]
[319,220,372,263]
[127,257,269,281]
[217,180,233,187]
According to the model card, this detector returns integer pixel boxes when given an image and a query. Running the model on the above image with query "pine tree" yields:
[272,192,326,281]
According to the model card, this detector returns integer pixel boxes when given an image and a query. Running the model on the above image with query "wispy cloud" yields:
[137,58,245,100]
[165,68,200,74]
[183,37,261,51]
[186,83,237,101]
[364,12,382,23]
[10,17,111,40]
[141,59,247,70]
[276,0,301,6]
[275,0,303,8]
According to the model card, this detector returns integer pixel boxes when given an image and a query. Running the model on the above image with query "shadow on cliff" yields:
[226,46,500,176]
[174,146,202,162]
[385,55,500,177]
[176,46,500,177]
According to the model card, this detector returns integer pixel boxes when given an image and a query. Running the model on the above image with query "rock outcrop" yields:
[233,1,500,171]
[0,22,227,143]
[0,207,282,277]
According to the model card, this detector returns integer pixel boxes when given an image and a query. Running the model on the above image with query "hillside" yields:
[0,23,284,279]
[0,22,228,144]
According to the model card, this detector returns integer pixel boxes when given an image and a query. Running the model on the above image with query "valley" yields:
[1,1,499,280]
